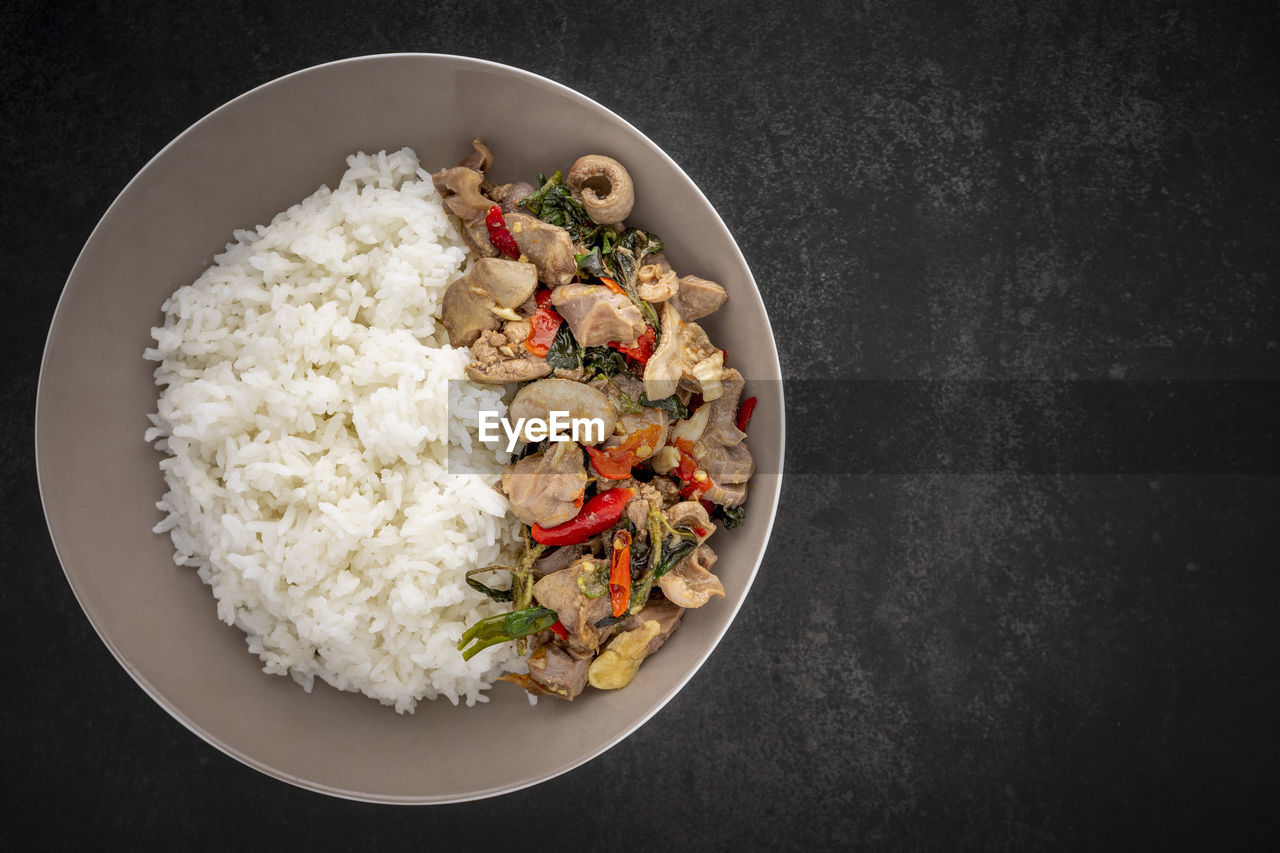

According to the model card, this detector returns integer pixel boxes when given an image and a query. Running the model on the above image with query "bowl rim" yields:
[35,51,786,803]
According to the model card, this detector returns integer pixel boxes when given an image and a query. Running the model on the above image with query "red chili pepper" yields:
[585,423,664,480]
[549,620,568,640]
[736,396,758,433]
[534,288,553,309]
[584,446,632,480]
[526,306,563,357]
[700,499,716,514]
[599,276,626,296]
[680,480,713,500]
[672,438,699,481]
[484,206,520,259]
[531,487,635,546]
[608,529,632,618]
[693,526,708,538]
[610,325,657,365]
[672,438,713,499]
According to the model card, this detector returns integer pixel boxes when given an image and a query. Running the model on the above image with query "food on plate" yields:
[144,139,756,711]
[437,139,756,700]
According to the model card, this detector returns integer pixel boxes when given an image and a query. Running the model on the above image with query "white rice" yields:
[144,148,524,712]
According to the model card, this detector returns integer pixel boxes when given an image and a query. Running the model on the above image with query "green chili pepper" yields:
[457,606,559,661]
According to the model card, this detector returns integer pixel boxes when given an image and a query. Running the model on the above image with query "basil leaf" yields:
[614,227,664,260]
[575,248,607,279]
[457,606,559,660]
[583,346,628,379]
[603,245,661,329]
[502,606,559,638]
[465,567,514,602]
[520,171,604,245]
[517,171,560,217]
[654,539,698,580]
[639,391,690,420]
[713,504,747,529]
[545,322,582,370]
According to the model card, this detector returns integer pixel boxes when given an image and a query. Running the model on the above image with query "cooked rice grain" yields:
[144,149,522,712]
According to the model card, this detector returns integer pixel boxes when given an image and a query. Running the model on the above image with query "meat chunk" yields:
[432,166,492,221]
[532,545,583,578]
[441,258,538,347]
[458,215,498,258]
[643,301,724,401]
[665,500,716,543]
[586,597,684,690]
[657,544,724,608]
[502,441,587,528]
[457,138,494,173]
[668,275,728,321]
[593,374,668,459]
[490,181,537,214]
[693,367,755,493]
[567,154,635,225]
[636,264,680,302]
[624,480,664,532]
[526,643,592,700]
[505,212,577,286]
[701,481,748,507]
[651,475,681,506]
[620,598,684,656]
[533,557,614,654]
[587,620,660,690]
[698,443,753,492]
[507,378,616,445]
[551,284,645,348]
[466,329,551,384]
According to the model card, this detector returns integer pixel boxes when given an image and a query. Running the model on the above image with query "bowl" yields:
[35,54,784,803]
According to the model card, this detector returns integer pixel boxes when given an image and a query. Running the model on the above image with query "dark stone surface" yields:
[3,0,1277,848]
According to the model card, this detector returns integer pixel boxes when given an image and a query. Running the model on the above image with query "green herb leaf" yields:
[519,170,606,245]
[583,346,629,380]
[575,248,607,279]
[639,391,690,420]
[545,322,582,370]
[713,504,747,529]
[517,171,561,217]
[604,245,661,329]
[465,567,515,602]
[654,539,698,579]
[457,606,559,660]
[614,227,664,259]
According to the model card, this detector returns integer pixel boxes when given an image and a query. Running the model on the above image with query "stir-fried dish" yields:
[434,139,756,700]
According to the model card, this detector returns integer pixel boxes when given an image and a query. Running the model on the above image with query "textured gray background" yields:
[4,0,1278,848]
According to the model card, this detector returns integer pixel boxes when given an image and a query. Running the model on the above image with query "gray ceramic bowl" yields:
[36,54,783,803]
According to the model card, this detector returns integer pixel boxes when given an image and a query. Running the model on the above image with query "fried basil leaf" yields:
[713,504,746,529]
[654,539,698,580]
[465,567,514,602]
[545,322,582,370]
[575,247,607,279]
[639,391,690,420]
[583,346,629,380]
[519,170,605,245]
[516,171,560,217]
[614,227,664,260]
